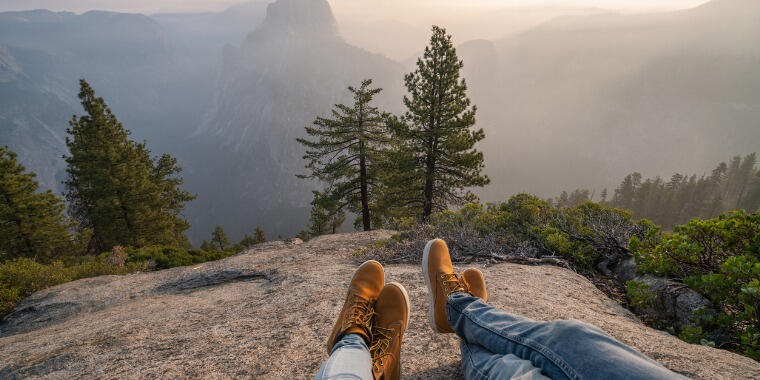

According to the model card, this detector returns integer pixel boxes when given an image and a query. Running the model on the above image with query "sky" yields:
[0,0,711,14]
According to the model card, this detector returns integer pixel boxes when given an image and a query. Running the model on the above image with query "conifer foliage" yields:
[308,190,346,236]
[64,80,194,252]
[211,225,229,250]
[0,146,73,261]
[609,153,760,228]
[558,153,760,228]
[297,79,389,231]
[384,26,489,220]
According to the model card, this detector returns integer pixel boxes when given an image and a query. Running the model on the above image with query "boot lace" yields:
[440,273,470,296]
[370,326,394,373]
[342,295,373,335]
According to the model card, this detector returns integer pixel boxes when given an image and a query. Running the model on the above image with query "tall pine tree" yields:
[297,79,389,231]
[384,26,489,220]
[64,79,194,251]
[0,146,73,261]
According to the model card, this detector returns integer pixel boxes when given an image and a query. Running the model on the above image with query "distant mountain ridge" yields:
[0,0,758,243]
[186,0,405,240]
[458,0,760,203]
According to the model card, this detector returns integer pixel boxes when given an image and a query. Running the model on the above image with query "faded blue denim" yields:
[316,294,686,380]
[315,334,373,380]
[447,292,687,380]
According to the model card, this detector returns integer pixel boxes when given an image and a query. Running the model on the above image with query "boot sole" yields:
[421,239,443,333]
[385,281,410,380]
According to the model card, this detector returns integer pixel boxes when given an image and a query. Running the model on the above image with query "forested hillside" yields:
[556,153,760,228]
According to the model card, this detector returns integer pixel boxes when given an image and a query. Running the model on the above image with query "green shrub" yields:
[0,258,72,315]
[626,280,656,309]
[632,211,760,360]
[126,245,235,270]
[0,256,139,317]
[1,245,237,318]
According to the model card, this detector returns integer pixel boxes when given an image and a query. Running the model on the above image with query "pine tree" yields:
[308,190,346,236]
[200,240,215,251]
[211,225,229,250]
[151,154,195,247]
[238,235,257,248]
[254,227,266,244]
[384,26,489,221]
[296,230,310,242]
[64,79,194,251]
[556,191,569,208]
[744,171,760,212]
[0,146,73,261]
[239,226,267,247]
[297,79,389,231]
[733,153,757,209]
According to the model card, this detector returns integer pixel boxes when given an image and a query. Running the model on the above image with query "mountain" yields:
[0,9,178,191]
[183,0,405,241]
[1,231,757,378]
[458,0,760,202]
[1,0,757,243]
[0,42,73,190]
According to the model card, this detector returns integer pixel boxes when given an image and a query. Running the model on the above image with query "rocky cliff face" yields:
[0,10,178,191]
[1,231,757,379]
[185,0,405,240]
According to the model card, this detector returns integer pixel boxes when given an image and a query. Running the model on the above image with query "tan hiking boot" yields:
[422,238,472,333]
[327,260,385,353]
[371,282,410,380]
[462,268,487,302]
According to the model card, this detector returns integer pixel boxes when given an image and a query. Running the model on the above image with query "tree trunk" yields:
[358,140,371,231]
[423,157,434,220]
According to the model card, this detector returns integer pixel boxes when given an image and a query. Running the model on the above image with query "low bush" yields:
[366,194,649,273]
[632,211,760,360]
[1,245,238,318]
[125,246,235,270]
[0,256,139,316]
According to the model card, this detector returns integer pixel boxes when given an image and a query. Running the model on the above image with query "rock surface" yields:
[1,231,758,379]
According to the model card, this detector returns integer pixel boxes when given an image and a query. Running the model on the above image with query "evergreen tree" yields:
[211,225,229,250]
[239,226,267,247]
[384,26,489,221]
[733,153,756,209]
[238,235,257,248]
[152,154,196,247]
[601,153,759,228]
[200,240,215,251]
[0,146,73,261]
[64,79,194,251]
[296,230,310,241]
[556,191,569,208]
[744,171,760,212]
[308,190,346,236]
[254,227,266,244]
[297,79,389,231]
[600,188,608,204]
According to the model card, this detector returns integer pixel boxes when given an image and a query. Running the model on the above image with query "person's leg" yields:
[423,238,686,380]
[460,340,550,380]
[315,334,374,380]
[317,260,385,379]
[447,293,685,380]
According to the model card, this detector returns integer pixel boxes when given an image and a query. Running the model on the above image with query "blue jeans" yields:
[315,334,373,380]
[317,294,685,379]
[448,293,686,380]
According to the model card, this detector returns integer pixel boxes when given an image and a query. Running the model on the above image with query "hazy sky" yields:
[0,0,711,14]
